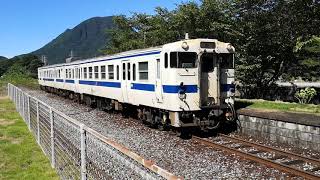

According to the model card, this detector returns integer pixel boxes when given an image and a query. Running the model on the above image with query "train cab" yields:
[160,38,236,129]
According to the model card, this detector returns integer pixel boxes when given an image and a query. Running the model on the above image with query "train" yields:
[38,37,236,134]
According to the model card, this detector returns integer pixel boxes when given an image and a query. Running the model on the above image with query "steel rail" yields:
[218,134,320,167]
[193,136,320,180]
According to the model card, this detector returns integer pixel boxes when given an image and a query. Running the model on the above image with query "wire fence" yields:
[7,83,180,180]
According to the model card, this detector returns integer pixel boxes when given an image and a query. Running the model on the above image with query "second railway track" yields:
[193,134,320,180]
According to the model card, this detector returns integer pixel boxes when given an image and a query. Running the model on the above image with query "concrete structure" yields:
[238,109,320,152]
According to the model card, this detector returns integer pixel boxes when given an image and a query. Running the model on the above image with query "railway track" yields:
[193,134,320,180]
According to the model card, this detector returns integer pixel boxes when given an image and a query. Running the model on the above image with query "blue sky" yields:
[0,0,196,58]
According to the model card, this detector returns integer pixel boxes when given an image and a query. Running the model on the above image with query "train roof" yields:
[39,45,163,69]
[39,38,230,70]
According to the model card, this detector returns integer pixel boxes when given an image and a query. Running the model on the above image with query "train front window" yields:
[219,54,234,69]
[170,52,197,68]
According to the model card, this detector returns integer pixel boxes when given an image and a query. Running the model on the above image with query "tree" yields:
[235,0,320,98]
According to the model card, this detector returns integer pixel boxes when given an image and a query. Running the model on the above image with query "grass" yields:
[236,98,320,115]
[0,97,59,180]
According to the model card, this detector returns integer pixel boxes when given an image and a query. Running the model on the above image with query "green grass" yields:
[236,98,320,115]
[0,97,59,180]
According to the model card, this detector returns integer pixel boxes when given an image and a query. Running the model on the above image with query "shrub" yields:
[294,87,317,104]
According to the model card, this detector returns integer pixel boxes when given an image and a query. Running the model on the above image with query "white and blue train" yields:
[38,38,236,131]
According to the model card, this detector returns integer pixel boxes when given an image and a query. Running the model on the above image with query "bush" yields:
[294,87,317,104]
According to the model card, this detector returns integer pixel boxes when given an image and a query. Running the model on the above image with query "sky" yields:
[0,0,195,58]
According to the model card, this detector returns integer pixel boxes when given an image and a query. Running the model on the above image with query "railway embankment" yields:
[237,108,320,152]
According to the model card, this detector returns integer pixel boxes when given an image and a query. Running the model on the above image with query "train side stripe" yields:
[163,85,198,93]
[79,80,121,88]
[131,83,155,91]
[43,78,54,82]
[221,84,235,92]
[65,79,75,83]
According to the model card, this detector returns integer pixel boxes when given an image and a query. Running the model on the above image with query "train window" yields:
[94,66,99,79]
[117,65,119,80]
[133,64,136,81]
[84,67,87,79]
[89,67,93,79]
[101,66,106,79]
[164,53,168,68]
[122,63,126,80]
[219,54,234,69]
[156,59,160,79]
[170,52,177,68]
[127,63,130,80]
[72,69,74,79]
[69,69,72,79]
[178,52,197,68]
[108,65,114,80]
[66,69,68,79]
[170,52,197,68]
[138,62,148,80]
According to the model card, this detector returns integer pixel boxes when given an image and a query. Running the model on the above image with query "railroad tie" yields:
[268,155,288,160]
[282,159,305,165]
[307,166,320,172]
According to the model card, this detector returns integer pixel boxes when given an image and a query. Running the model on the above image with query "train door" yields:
[200,53,220,107]
[155,58,163,102]
[74,66,80,93]
[121,60,129,102]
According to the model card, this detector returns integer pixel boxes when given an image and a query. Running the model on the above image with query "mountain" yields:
[0,56,8,61]
[32,16,114,65]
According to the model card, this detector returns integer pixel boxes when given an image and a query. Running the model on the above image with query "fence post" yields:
[50,107,55,168]
[7,84,10,98]
[36,100,40,143]
[17,90,20,112]
[22,93,25,121]
[80,124,87,180]
[27,96,31,131]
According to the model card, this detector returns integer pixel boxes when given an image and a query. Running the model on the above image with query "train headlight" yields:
[227,43,234,52]
[181,42,189,50]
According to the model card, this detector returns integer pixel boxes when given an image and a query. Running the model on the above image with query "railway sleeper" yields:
[281,159,305,166]
[268,155,288,161]
[308,166,320,172]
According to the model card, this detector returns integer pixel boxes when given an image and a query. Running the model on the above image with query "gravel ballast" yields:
[23,88,307,179]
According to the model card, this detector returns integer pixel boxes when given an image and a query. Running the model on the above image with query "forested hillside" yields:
[0,56,8,61]
[32,16,114,64]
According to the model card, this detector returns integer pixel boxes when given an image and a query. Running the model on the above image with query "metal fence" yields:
[7,83,180,180]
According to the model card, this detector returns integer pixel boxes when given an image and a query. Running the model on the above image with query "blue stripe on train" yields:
[131,83,155,91]
[163,85,198,93]
[79,80,121,88]
[221,84,235,92]
[65,79,75,83]
[43,79,233,93]
[43,78,54,82]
